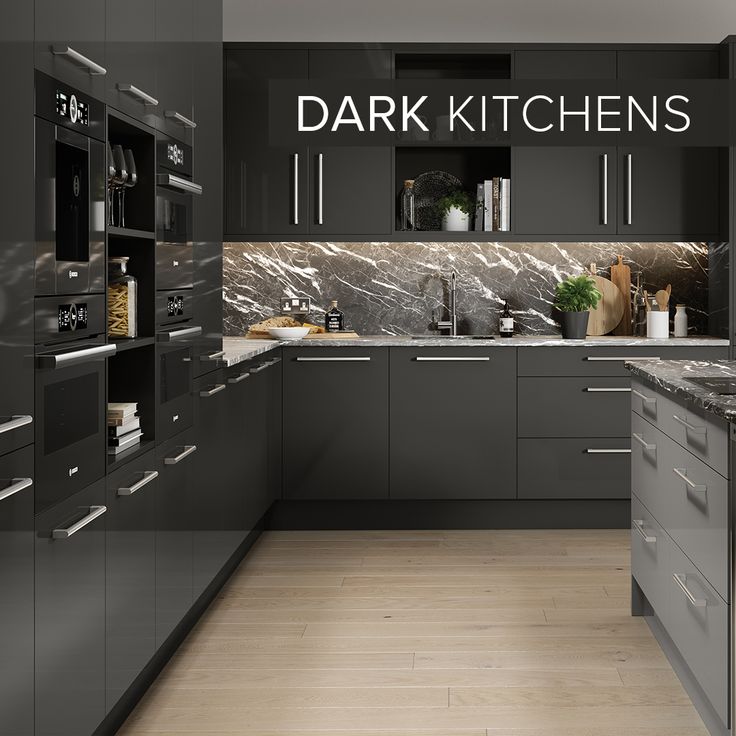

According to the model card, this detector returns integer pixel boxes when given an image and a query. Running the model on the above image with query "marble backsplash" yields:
[223,241,727,337]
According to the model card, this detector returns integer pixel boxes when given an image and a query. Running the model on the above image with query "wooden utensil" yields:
[610,255,632,335]
[587,263,625,336]
[654,285,671,312]
[644,290,651,311]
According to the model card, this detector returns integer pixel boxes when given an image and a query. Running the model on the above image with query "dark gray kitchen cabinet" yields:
[155,429,197,647]
[0,447,34,736]
[0,1,34,460]
[267,355,283,506]
[105,0,158,126]
[105,451,157,713]
[390,347,516,499]
[308,50,393,234]
[155,0,194,141]
[224,49,309,236]
[283,348,389,500]
[193,372,244,598]
[34,0,107,100]
[617,49,720,80]
[35,478,107,736]
[514,51,616,236]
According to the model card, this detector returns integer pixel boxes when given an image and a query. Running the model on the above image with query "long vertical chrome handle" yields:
[625,153,632,225]
[118,471,158,497]
[672,573,707,607]
[632,389,657,404]
[293,153,299,225]
[53,506,107,539]
[240,161,247,230]
[0,415,33,435]
[672,414,707,435]
[600,153,608,226]
[52,45,107,75]
[317,153,324,225]
[673,467,707,493]
[632,519,656,543]
[632,433,656,451]
[0,478,33,503]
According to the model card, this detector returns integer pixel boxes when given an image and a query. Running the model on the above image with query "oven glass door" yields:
[35,354,107,513]
[156,188,191,245]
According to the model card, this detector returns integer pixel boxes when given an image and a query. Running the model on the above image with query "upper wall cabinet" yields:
[34,0,106,100]
[224,49,393,239]
[156,0,194,142]
[105,0,158,126]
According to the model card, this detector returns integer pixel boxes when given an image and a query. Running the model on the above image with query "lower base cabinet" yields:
[155,430,197,648]
[105,451,157,713]
[35,479,107,736]
[0,447,34,736]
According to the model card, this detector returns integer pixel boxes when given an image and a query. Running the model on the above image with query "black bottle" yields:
[499,300,514,338]
[325,300,344,333]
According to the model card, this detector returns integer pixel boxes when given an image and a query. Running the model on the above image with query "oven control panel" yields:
[167,294,185,318]
[56,90,89,127]
[58,303,88,332]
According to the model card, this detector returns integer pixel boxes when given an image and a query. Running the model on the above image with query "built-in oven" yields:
[34,294,115,513]
[155,136,201,291]
[34,71,105,296]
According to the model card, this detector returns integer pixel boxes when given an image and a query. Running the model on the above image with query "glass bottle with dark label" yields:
[499,300,514,338]
[325,300,344,333]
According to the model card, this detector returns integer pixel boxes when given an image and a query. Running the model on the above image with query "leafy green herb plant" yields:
[435,190,476,217]
[554,274,602,313]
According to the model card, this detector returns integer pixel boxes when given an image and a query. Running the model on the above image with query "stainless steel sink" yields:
[410,335,495,340]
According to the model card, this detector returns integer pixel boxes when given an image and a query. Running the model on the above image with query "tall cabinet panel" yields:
[224,49,309,236]
[34,0,107,100]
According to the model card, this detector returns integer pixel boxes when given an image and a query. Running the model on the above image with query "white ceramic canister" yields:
[647,310,669,339]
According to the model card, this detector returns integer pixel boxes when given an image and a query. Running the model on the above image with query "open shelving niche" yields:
[393,51,513,237]
[106,109,158,464]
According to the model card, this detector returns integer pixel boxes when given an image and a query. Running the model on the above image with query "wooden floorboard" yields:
[118,529,708,735]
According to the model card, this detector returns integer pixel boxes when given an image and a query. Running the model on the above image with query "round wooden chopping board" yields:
[587,263,625,336]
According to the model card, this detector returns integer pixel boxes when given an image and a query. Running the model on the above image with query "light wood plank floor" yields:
[119,529,707,735]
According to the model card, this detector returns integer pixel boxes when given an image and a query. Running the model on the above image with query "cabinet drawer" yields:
[518,377,630,437]
[519,438,630,499]
[631,493,670,624]
[668,543,729,726]
[519,346,727,377]
[631,379,728,478]
[631,411,668,521]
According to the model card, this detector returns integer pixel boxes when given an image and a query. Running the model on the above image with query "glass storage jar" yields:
[108,256,138,338]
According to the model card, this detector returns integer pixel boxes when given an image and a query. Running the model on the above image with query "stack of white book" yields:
[108,402,143,455]
[475,178,511,232]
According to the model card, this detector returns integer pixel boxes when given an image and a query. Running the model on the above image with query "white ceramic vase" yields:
[442,206,470,231]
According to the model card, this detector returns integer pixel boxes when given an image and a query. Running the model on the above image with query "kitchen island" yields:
[626,358,734,736]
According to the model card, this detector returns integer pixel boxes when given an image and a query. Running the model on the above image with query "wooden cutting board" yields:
[610,255,632,336]
[304,331,359,339]
[587,263,625,336]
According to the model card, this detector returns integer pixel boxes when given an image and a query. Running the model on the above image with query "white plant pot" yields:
[442,206,470,232]
[646,311,670,339]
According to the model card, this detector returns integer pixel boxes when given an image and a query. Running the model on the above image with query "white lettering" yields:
[597,95,621,132]
[665,95,690,132]
[369,96,396,131]
[522,95,553,133]
[297,96,329,132]
[559,95,590,132]
[450,96,474,131]
[492,95,520,132]
[402,96,428,131]
[331,95,365,131]
[628,96,657,132]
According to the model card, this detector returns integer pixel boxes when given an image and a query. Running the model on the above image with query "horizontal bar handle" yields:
[415,357,491,362]
[249,363,271,374]
[118,471,158,497]
[157,326,202,342]
[585,356,661,362]
[0,477,33,503]
[585,448,632,454]
[53,505,107,539]
[156,173,203,195]
[52,45,106,75]
[632,432,656,451]
[228,372,250,384]
[266,357,282,366]
[37,343,116,369]
[584,387,631,393]
[296,357,371,362]
[199,384,226,398]
[164,445,197,465]
[0,415,33,436]
[200,350,225,361]
[672,414,707,435]
[164,110,197,129]
[672,573,707,607]
[632,389,657,404]
[673,467,707,493]
[116,83,158,106]
[632,519,656,544]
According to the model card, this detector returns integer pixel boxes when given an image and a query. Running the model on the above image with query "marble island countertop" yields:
[625,359,736,422]
[222,334,728,368]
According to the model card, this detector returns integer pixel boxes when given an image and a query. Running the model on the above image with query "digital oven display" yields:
[56,90,89,126]
[167,295,184,317]
[58,303,88,332]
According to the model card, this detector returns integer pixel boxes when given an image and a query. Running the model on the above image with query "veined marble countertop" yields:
[626,359,736,422]
[222,334,728,367]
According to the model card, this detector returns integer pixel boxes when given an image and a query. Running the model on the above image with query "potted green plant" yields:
[436,190,475,231]
[553,274,602,339]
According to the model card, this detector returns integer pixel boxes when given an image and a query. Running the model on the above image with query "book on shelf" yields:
[483,180,493,231]
[474,183,484,231]
[499,178,511,231]
[491,177,501,231]
[107,430,143,454]
[108,415,141,436]
[107,402,138,419]
[480,177,511,232]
